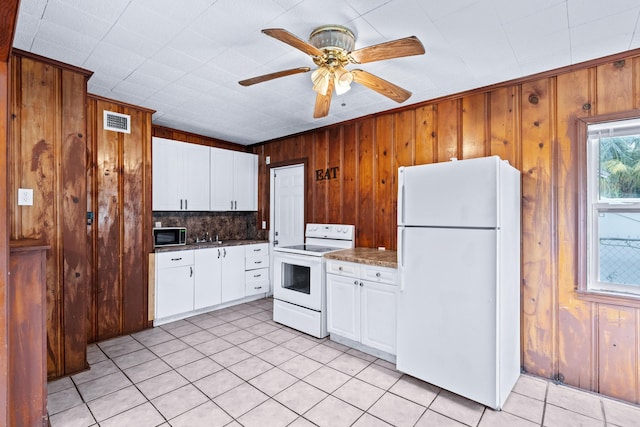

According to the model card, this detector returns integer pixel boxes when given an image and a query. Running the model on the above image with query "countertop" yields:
[324,247,398,269]
[154,239,268,253]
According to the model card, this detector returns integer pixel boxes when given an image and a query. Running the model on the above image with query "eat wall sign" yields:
[316,166,339,181]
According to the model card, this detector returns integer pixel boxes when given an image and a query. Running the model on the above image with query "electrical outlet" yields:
[266,156,271,165]
[262,221,267,229]
[18,188,33,206]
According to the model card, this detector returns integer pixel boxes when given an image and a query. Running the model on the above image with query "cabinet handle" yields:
[359,281,363,287]
[254,286,262,290]
[185,199,188,210]
[223,248,226,257]
[253,248,261,252]
[190,266,193,277]
[255,260,262,264]
[234,200,237,210]
[230,200,233,210]
[171,257,182,261]
[180,199,183,210]
[354,280,358,285]
[339,266,343,271]
[376,272,381,277]
[253,274,262,278]
[217,249,221,259]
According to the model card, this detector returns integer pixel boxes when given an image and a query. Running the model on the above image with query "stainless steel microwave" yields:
[153,227,187,247]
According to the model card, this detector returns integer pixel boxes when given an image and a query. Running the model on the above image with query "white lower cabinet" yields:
[327,260,398,355]
[220,245,246,303]
[156,251,195,319]
[194,248,222,309]
[245,243,270,296]
[155,243,267,324]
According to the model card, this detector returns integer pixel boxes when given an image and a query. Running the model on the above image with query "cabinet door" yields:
[156,265,194,319]
[327,274,360,341]
[361,280,397,354]
[194,248,222,309]
[221,245,245,303]
[234,151,258,211]
[183,143,210,211]
[210,147,235,211]
[152,137,181,210]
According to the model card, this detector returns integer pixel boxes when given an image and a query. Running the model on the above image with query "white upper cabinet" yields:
[210,147,258,211]
[152,137,210,211]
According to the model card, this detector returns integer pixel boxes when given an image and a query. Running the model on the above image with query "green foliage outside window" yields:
[599,136,640,199]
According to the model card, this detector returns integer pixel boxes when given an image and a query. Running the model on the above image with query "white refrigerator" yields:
[396,156,521,410]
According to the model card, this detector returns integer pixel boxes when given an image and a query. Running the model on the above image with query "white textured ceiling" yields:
[12,0,640,145]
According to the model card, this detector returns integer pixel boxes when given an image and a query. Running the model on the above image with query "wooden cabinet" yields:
[155,251,194,319]
[245,243,270,296]
[327,260,398,356]
[152,137,209,211]
[9,240,49,427]
[194,248,222,309]
[220,245,246,303]
[210,147,258,211]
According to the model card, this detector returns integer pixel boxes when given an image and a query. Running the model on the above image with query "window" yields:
[586,118,640,296]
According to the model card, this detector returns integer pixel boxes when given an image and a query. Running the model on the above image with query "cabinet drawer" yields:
[156,250,194,269]
[245,255,269,270]
[245,243,268,256]
[245,267,269,283]
[361,265,397,285]
[326,261,359,277]
[245,280,269,296]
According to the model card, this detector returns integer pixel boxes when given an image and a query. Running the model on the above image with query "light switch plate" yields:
[18,188,33,206]
[266,156,271,165]
[262,221,267,229]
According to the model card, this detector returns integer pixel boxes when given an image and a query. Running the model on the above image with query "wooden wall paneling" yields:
[342,123,357,226]
[414,105,436,165]
[597,305,638,403]
[327,127,343,224]
[311,131,328,224]
[595,59,634,115]
[555,68,595,391]
[122,106,148,334]
[96,99,122,340]
[635,57,640,109]
[86,98,97,343]
[0,59,10,427]
[461,93,488,159]
[356,118,375,248]
[435,99,460,162]
[520,78,556,378]
[489,86,520,167]
[60,69,88,374]
[14,57,63,377]
[375,115,394,250]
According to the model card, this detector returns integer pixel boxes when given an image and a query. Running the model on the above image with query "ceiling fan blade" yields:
[262,28,325,58]
[238,67,311,86]
[349,36,425,64]
[351,69,411,103]
[313,78,334,118]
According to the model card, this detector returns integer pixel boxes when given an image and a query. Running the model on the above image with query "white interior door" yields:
[270,164,304,248]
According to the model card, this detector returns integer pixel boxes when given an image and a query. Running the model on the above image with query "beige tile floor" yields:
[47,298,640,427]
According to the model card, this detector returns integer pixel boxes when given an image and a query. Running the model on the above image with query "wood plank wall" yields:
[9,51,91,378]
[86,95,154,343]
[254,49,640,404]
[152,125,252,152]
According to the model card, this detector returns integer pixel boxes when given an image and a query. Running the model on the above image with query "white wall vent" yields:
[103,110,131,133]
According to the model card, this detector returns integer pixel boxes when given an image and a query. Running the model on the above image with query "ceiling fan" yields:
[238,25,425,118]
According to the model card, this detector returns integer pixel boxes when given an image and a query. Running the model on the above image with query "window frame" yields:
[577,111,640,304]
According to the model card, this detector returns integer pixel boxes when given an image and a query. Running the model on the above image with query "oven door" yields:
[273,252,323,311]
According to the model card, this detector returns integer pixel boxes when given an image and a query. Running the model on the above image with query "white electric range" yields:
[272,223,355,338]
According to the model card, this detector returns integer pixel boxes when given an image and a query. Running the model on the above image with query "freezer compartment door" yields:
[397,227,506,409]
[399,156,501,228]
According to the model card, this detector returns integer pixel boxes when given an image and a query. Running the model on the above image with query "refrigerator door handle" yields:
[398,227,405,291]
[398,169,405,225]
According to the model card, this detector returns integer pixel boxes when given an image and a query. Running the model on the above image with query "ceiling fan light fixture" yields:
[334,66,353,95]
[311,67,330,95]
[309,25,355,52]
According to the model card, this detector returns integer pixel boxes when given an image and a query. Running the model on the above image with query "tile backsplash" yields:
[152,211,267,243]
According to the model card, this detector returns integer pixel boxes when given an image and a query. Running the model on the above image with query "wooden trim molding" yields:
[575,109,640,309]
